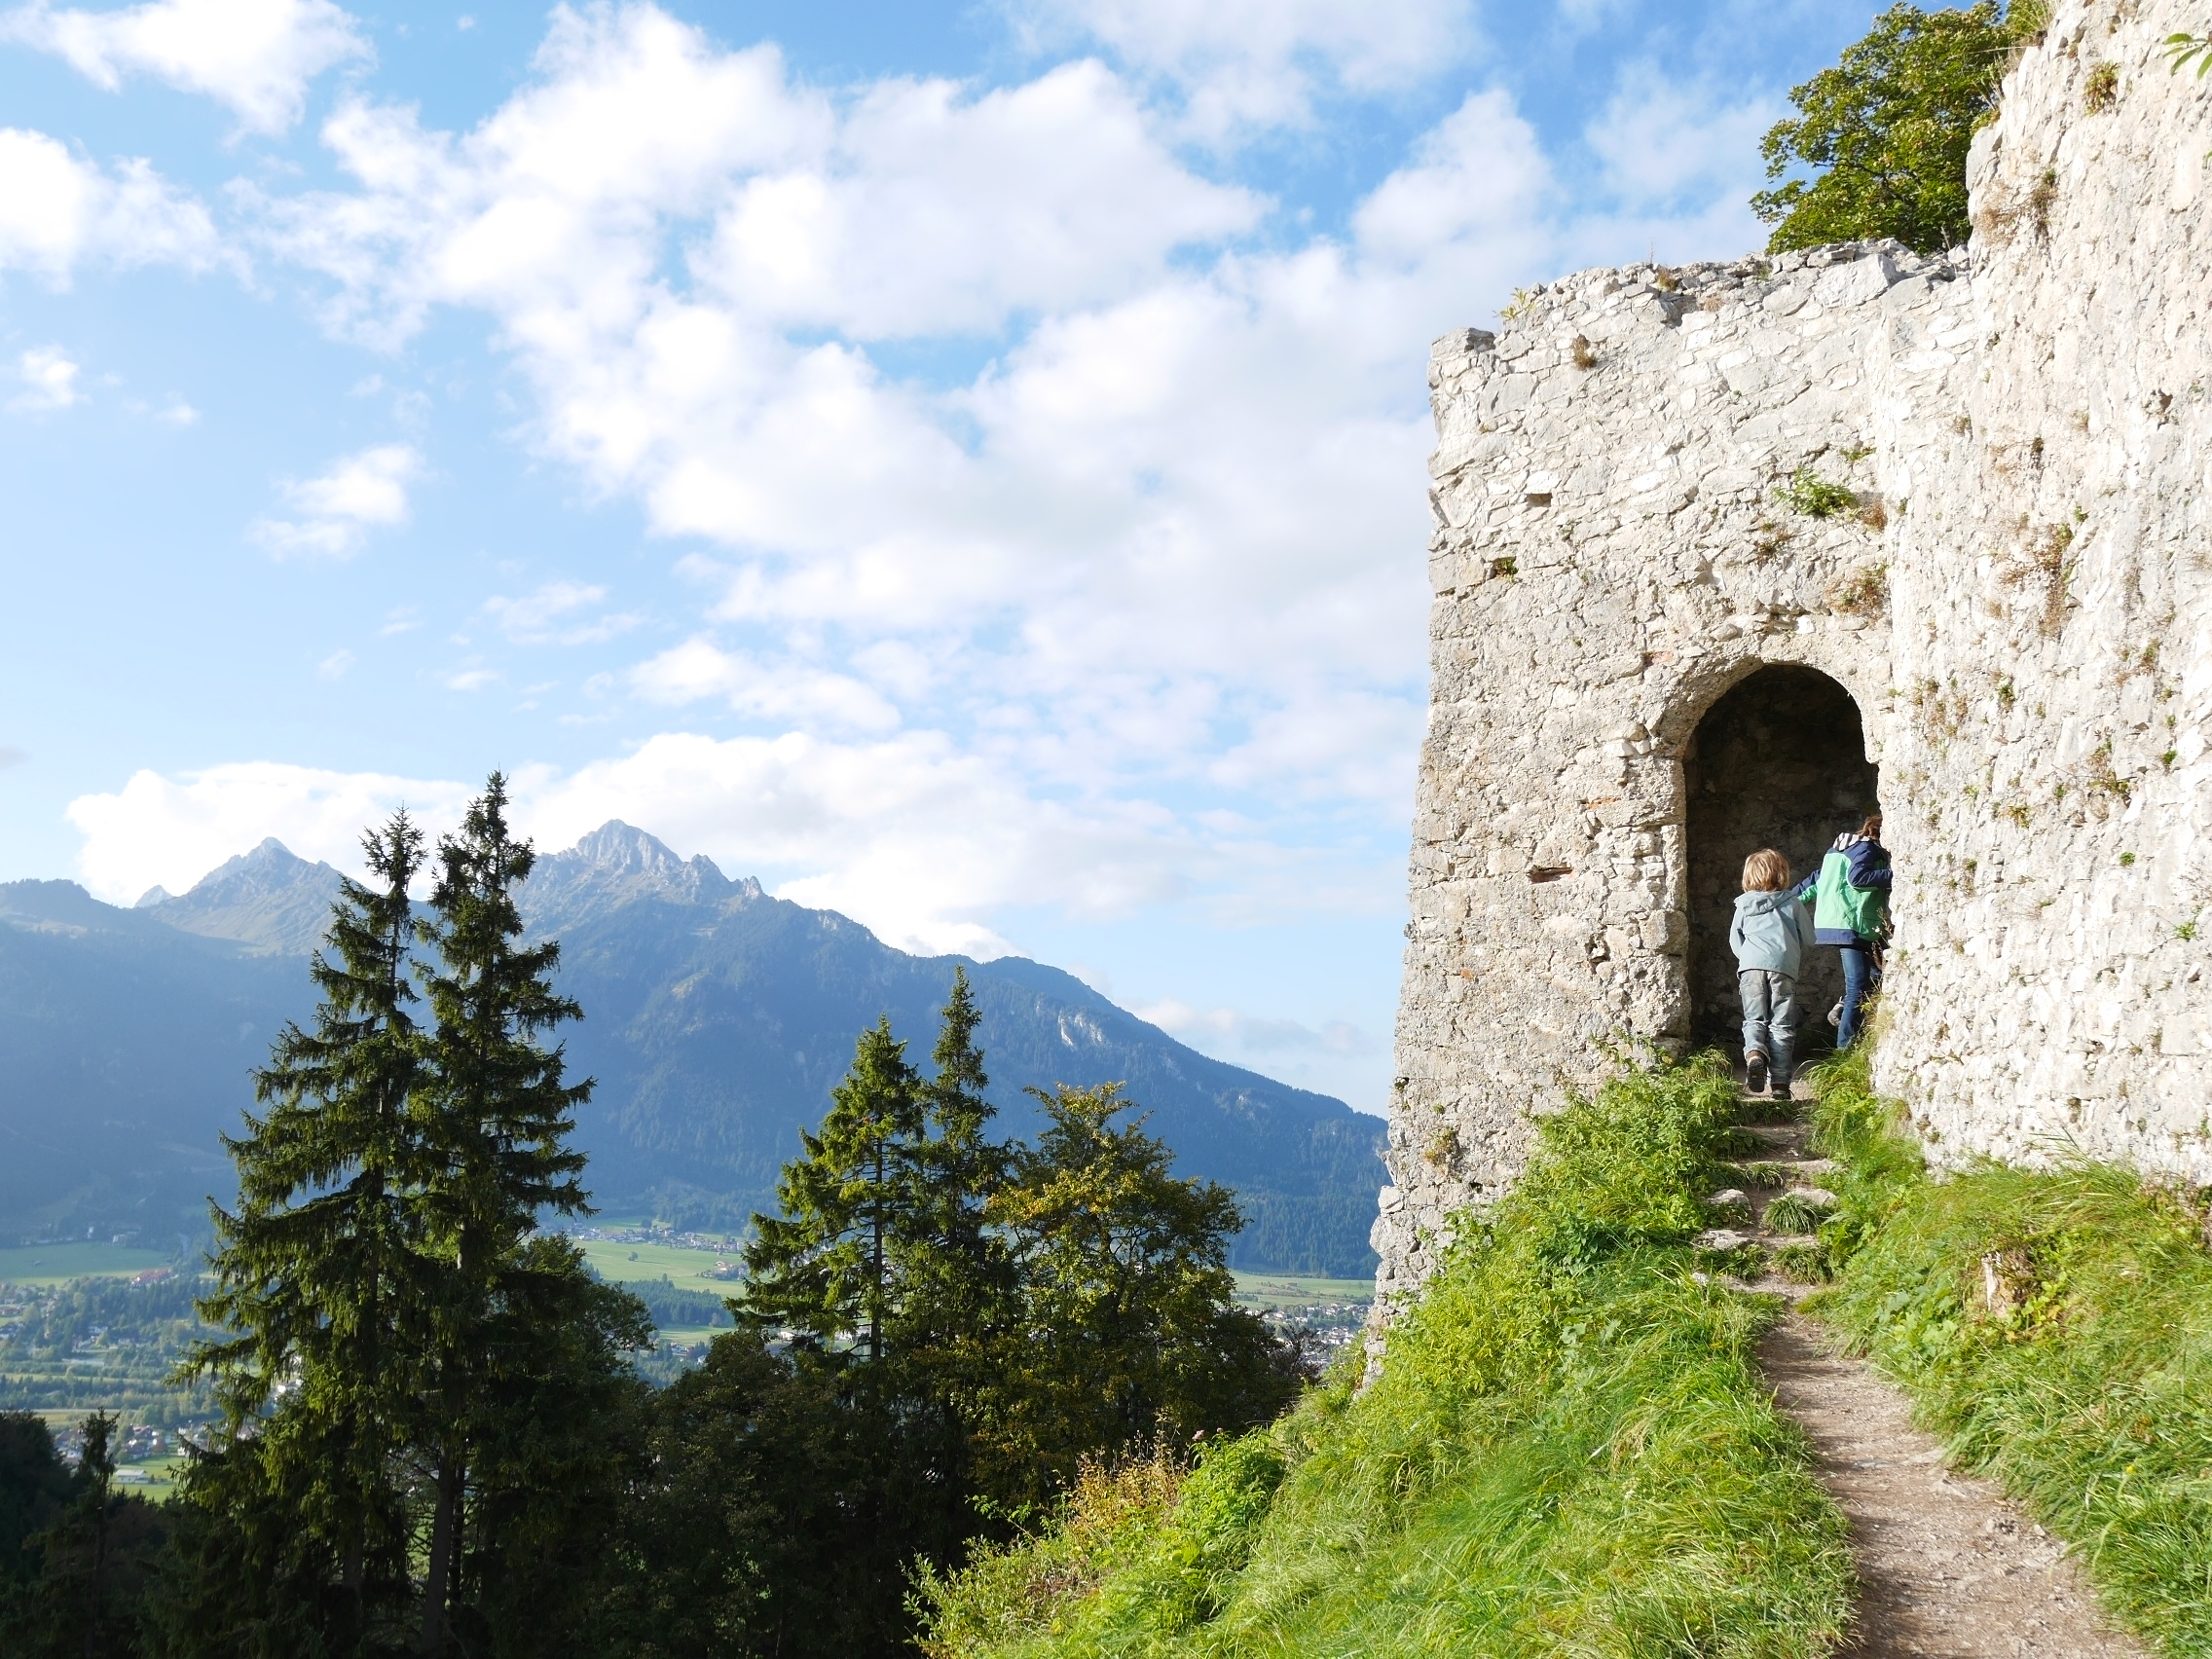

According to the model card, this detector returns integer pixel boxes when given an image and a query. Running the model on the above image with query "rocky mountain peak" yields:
[521,821,754,932]
[139,838,347,956]
[567,820,689,877]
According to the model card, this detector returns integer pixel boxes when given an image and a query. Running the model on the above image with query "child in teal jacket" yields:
[1792,813,1891,1051]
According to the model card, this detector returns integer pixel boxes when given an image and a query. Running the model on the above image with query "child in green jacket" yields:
[1792,813,1891,1051]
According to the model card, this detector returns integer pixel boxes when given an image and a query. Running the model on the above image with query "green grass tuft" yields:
[918,1054,1853,1658]
[1807,1049,2212,1654]
[1764,1192,1835,1235]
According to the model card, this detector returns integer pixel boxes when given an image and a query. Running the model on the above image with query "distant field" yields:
[115,1454,186,1493]
[0,1244,176,1286]
[651,1326,727,1347]
[574,1238,741,1287]
[1230,1273,1373,1310]
[572,1247,1368,1309]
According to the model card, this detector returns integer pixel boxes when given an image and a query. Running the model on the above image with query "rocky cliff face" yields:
[1377,0,2212,1318]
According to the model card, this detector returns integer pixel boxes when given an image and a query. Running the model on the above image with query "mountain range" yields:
[0,823,1385,1275]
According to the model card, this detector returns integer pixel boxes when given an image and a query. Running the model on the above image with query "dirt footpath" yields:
[1761,1316,2149,1657]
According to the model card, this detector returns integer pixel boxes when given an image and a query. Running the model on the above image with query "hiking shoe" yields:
[1770,1083,1792,1102]
[1745,1052,1768,1094]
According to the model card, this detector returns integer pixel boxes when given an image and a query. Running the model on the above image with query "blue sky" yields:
[0,0,1901,1111]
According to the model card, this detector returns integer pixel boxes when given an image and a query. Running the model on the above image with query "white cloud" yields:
[262,5,828,348]
[250,441,420,557]
[482,579,635,645]
[65,760,471,902]
[3,0,369,133]
[517,730,1196,955]
[999,0,1474,139]
[250,20,1581,865]
[629,638,902,731]
[315,647,352,679]
[64,740,1204,957]
[698,60,1260,337]
[1584,63,1780,209]
[9,345,83,411]
[0,127,219,280]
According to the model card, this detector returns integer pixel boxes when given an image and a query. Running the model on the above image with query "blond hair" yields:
[1743,849,1790,892]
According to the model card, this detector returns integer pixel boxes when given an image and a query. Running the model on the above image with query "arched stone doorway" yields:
[1683,664,1881,1052]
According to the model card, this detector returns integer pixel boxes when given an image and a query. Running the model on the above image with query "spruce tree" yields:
[739,1017,926,1361]
[903,971,1014,1441]
[409,775,594,1654]
[8,1413,166,1658]
[175,811,431,1650]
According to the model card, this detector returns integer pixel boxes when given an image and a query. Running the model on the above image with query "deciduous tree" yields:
[980,1084,1299,1510]
[1753,2,2044,253]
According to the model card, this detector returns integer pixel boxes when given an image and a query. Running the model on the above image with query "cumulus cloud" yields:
[250,441,420,557]
[2,0,369,133]
[262,24,1555,775]
[223,12,1626,977]
[9,345,83,411]
[628,639,901,732]
[999,0,1474,139]
[518,730,1199,955]
[65,740,1210,957]
[0,128,219,280]
[65,760,471,902]
[1584,63,1780,211]
[698,59,1260,337]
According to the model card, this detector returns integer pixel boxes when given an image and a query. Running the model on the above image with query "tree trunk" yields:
[419,1455,462,1655]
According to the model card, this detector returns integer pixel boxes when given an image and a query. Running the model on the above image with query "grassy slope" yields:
[1806,1051,2212,1655]
[920,1056,1851,1659]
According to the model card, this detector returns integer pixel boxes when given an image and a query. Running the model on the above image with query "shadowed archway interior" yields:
[1684,665,1880,1052]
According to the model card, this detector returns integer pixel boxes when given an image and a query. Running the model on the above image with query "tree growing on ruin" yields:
[1754,2,2046,254]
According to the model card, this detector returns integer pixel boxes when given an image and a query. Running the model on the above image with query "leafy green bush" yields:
[1807,1050,2212,1653]
[919,1055,1853,1658]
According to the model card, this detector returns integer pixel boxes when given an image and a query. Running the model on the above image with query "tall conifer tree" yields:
[905,970,1013,1394]
[740,1017,925,1361]
[177,811,431,1649]
[410,774,593,1655]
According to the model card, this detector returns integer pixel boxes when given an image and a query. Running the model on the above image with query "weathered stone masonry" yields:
[1374,0,2212,1317]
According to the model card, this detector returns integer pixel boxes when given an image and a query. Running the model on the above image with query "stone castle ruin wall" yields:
[1374,0,2212,1313]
